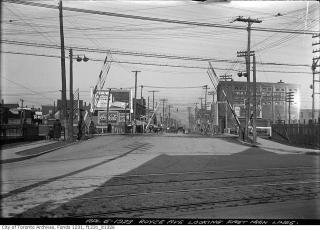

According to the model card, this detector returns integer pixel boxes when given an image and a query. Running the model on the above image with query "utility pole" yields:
[77,90,80,122]
[168,104,171,127]
[199,97,204,110]
[148,90,159,124]
[160,99,167,128]
[20,98,24,124]
[187,107,191,131]
[203,85,209,111]
[132,70,140,132]
[106,88,112,129]
[234,16,262,142]
[312,33,320,121]
[237,51,256,142]
[20,98,24,108]
[252,54,257,143]
[286,91,294,124]
[199,97,204,129]
[69,49,74,141]
[147,96,150,124]
[140,85,143,99]
[208,90,215,126]
[59,0,68,141]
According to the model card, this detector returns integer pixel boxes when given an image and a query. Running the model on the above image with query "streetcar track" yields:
[6,179,320,210]
[1,165,317,184]
[46,180,320,200]
[0,143,149,199]
[65,191,320,218]
[5,179,320,207]
[2,170,319,193]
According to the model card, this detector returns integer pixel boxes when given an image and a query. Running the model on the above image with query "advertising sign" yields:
[118,113,130,122]
[108,111,118,123]
[98,111,119,124]
[96,91,112,109]
[98,111,108,125]
[95,89,131,111]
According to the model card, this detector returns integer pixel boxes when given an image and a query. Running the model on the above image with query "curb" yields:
[234,137,260,148]
[0,141,78,164]
[305,151,320,156]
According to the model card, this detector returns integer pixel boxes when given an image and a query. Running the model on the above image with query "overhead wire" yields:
[1,50,312,75]
[2,77,56,103]
[1,39,311,68]
[3,0,319,35]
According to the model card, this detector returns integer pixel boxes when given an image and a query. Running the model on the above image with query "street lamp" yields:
[70,52,89,140]
[76,55,89,62]
[237,72,248,78]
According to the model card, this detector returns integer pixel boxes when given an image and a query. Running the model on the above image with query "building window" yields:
[276,88,280,91]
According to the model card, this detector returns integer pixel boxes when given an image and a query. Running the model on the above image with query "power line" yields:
[142,85,203,89]
[1,39,311,68]
[4,0,320,35]
[2,77,55,102]
[1,50,312,75]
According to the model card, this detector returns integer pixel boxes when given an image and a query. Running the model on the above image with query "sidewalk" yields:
[0,140,75,164]
[257,137,320,155]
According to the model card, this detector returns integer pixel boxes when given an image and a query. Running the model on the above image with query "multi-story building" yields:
[299,109,320,123]
[216,80,301,131]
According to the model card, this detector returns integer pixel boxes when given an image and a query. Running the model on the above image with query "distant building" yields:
[216,80,301,131]
[299,109,320,123]
[0,102,19,109]
[57,99,84,112]
[41,105,55,116]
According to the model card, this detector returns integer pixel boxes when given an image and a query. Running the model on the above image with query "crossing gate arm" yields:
[145,103,160,131]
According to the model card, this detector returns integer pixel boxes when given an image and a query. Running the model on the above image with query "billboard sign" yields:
[96,91,112,109]
[98,111,119,124]
[98,111,108,125]
[95,89,131,111]
[118,113,130,122]
[108,111,118,123]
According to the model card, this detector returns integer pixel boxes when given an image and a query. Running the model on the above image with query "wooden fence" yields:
[271,123,320,149]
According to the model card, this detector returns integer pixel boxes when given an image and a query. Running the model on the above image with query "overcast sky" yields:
[1,0,320,123]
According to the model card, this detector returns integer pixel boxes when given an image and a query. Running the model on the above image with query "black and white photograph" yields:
[1,0,320,225]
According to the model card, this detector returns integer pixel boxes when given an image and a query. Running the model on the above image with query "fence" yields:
[271,122,320,149]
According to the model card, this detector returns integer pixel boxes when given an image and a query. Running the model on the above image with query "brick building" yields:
[216,80,301,131]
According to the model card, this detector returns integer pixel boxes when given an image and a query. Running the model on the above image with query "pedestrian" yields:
[53,119,61,140]
[77,119,83,140]
[89,120,95,135]
[48,126,54,140]
[22,118,27,139]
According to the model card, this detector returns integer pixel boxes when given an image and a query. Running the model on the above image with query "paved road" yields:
[1,134,319,218]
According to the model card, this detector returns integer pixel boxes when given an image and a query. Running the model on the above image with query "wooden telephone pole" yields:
[59,0,68,140]
[234,16,262,143]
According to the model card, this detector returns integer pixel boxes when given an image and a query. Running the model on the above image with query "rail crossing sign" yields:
[234,106,241,117]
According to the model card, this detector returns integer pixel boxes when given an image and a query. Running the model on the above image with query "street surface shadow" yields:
[14,150,318,218]
[231,147,278,156]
